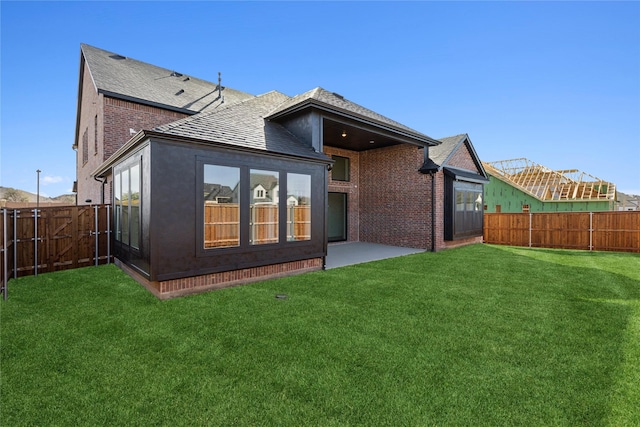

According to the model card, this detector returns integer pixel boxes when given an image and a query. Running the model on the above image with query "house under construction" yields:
[483,158,616,213]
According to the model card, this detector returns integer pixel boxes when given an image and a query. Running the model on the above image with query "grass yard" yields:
[1,244,639,426]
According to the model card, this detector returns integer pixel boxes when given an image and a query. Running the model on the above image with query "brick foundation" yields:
[117,258,323,299]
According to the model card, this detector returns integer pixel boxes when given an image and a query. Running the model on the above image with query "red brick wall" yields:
[447,141,478,171]
[76,60,104,204]
[120,258,324,299]
[324,142,483,252]
[102,98,187,161]
[359,144,433,249]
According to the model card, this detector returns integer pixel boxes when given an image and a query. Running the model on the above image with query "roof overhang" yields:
[268,99,440,148]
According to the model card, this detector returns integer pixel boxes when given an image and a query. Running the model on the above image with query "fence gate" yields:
[0,205,112,300]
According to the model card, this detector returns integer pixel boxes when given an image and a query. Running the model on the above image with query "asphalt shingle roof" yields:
[81,44,254,113]
[430,134,467,165]
[267,87,438,144]
[153,91,330,162]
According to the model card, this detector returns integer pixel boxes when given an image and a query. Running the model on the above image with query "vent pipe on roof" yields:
[218,72,222,100]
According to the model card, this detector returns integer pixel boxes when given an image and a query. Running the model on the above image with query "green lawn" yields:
[1,244,639,426]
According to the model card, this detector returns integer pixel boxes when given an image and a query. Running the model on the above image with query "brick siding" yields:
[119,258,324,299]
[102,98,187,161]
[447,141,478,171]
[359,144,433,249]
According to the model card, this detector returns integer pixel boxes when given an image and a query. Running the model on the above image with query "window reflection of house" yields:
[250,173,279,205]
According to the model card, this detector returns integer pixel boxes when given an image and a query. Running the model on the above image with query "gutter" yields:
[93,175,107,204]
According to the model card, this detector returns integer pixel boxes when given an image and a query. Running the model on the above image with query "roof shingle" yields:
[81,44,254,113]
[268,87,438,144]
[153,91,330,162]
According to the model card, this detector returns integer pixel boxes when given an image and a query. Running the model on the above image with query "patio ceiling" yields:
[322,117,426,152]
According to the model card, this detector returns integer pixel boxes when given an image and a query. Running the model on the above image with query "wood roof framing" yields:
[483,158,615,202]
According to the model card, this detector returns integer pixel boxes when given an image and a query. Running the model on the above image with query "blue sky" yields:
[1,1,639,197]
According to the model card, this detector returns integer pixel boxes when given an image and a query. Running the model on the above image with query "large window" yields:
[203,165,240,248]
[250,169,279,245]
[201,163,315,251]
[287,173,311,241]
[114,159,141,250]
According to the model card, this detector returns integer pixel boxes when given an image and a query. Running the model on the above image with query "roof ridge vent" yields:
[332,92,344,99]
[109,54,126,60]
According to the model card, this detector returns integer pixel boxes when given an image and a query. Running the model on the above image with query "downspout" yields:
[94,175,107,205]
[419,145,439,252]
[430,171,436,252]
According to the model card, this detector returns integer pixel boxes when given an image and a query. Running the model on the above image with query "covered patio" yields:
[325,242,423,269]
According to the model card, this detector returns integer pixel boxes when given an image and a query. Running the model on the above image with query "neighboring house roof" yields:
[483,158,616,202]
[250,174,279,192]
[80,44,254,114]
[204,183,235,201]
[267,87,440,146]
[152,91,330,162]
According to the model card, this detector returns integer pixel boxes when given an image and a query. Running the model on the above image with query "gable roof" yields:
[430,134,467,165]
[423,133,488,181]
[250,173,279,191]
[152,91,330,162]
[80,44,254,114]
[267,87,439,146]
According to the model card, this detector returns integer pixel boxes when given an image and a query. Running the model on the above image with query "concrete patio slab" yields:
[325,242,424,269]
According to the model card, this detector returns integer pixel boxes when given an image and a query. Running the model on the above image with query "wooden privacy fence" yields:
[484,211,640,253]
[0,205,112,299]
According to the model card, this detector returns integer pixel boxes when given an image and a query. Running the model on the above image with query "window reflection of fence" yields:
[250,205,278,245]
[204,203,240,248]
[204,204,311,248]
[288,205,310,241]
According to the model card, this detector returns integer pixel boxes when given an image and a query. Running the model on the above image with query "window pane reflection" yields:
[250,169,279,245]
[204,165,240,248]
[287,173,311,241]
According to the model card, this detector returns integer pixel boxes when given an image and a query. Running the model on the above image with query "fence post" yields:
[3,209,7,300]
[94,205,99,266]
[13,210,17,279]
[34,208,38,276]
[529,212,533,248]
[106,205,111,264]
[589,212,593,251]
